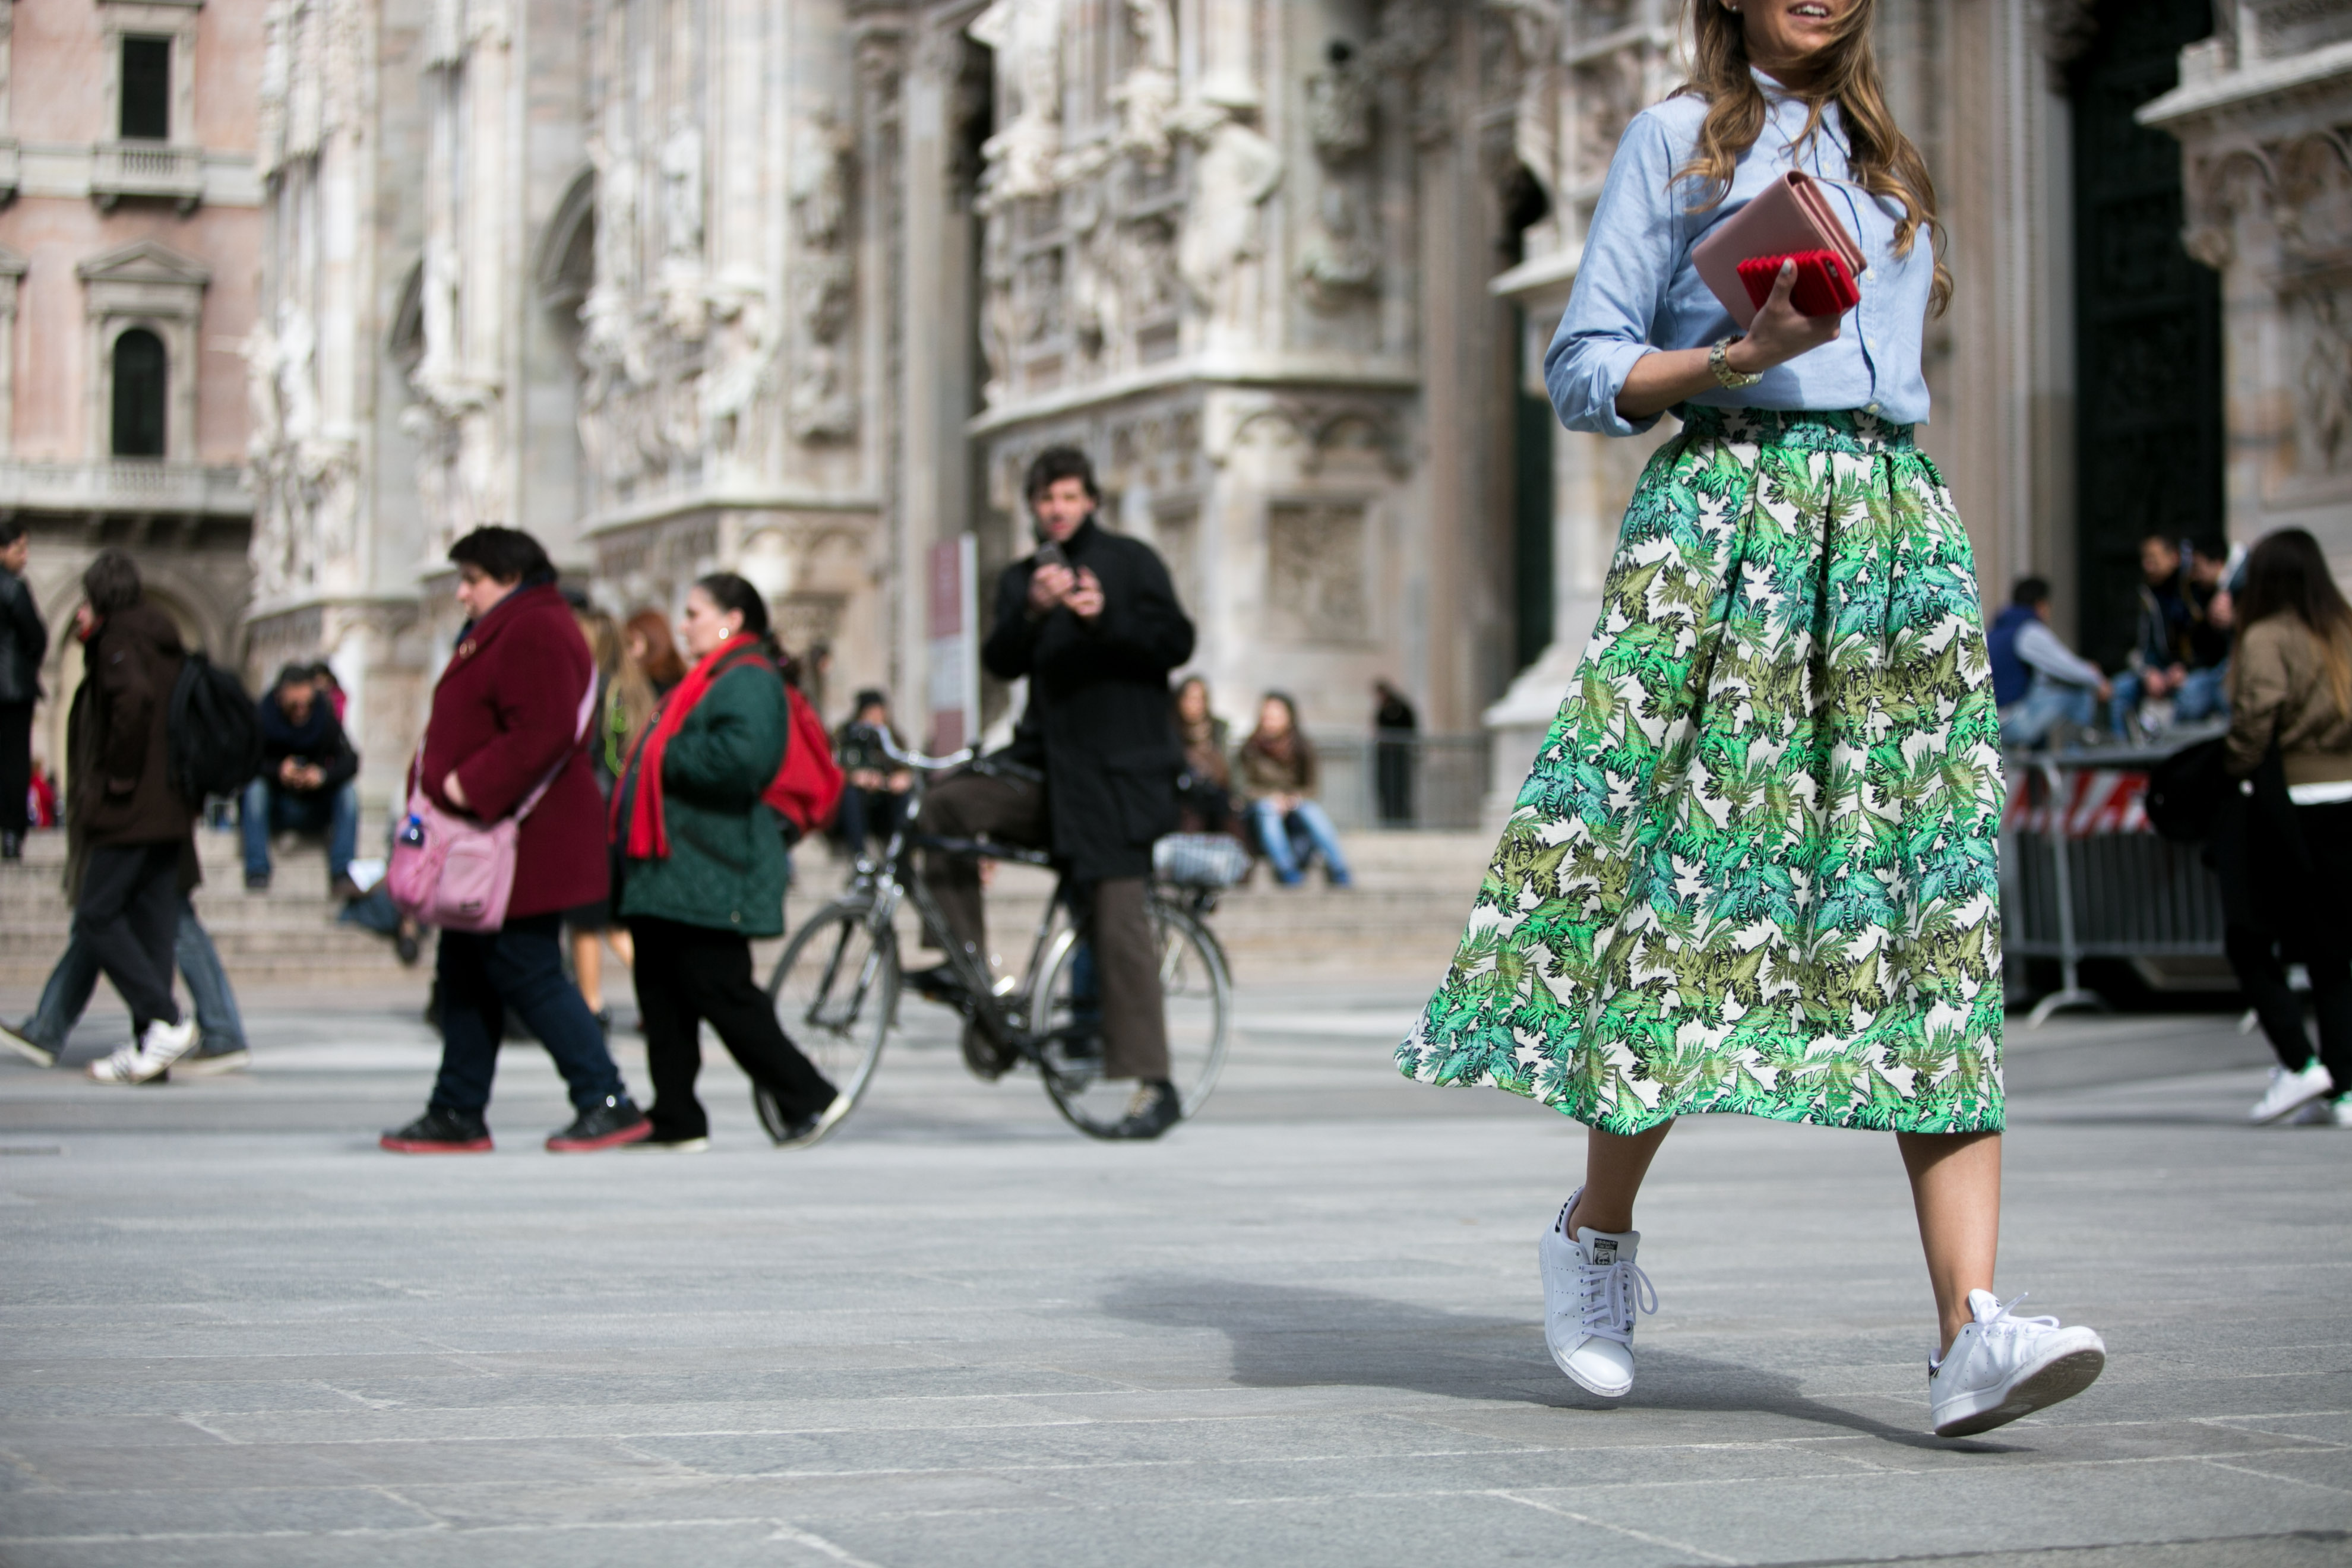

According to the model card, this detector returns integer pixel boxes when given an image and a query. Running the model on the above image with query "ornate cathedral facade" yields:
[239,0,2352,810]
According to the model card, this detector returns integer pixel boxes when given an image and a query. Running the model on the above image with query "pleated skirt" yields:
[1397,406,2006,1134]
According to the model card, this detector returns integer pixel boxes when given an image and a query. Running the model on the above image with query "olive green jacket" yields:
[617,658,791,938]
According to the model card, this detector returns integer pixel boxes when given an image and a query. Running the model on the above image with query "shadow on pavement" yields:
[1099,1275,1991,1453]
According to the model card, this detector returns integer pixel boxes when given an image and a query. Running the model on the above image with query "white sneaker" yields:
[1538,1187,1656,1398]
[2249,1061,2334,1124]
[1929,1289,2106,1437]
[2331,1095,2352,1129]
[86,1018,199,1086]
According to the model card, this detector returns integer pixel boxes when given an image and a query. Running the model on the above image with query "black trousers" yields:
[629,916,837,1140]
[2222,799,2352,1089]
[74,841,182,1036]
[0,701,30,834]
[431,912,630,1116]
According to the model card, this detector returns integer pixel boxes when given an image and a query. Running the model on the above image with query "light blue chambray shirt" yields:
[1545,75,1936,438]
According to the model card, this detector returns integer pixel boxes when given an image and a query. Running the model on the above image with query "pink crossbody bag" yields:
[387,677,599,934]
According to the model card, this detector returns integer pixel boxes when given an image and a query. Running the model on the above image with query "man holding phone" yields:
[909,445,1196,1139]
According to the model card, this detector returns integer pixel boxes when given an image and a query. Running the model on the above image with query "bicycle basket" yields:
[1153,833,1250,889]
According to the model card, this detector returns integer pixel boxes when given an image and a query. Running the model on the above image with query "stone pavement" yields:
[0,980,2347,1567]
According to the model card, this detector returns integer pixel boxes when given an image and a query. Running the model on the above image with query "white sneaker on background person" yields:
[2330,1095,2352,1129]
[1539,1186,1656,1399]
[86,1017,199,1086]
[2249,1061,2334,1124]
[1929,1289,2106,1437]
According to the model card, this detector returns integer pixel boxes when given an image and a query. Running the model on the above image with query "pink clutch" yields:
[1692,171,1867,328]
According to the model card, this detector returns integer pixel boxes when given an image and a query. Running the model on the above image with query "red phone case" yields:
[1737,250,1860,318]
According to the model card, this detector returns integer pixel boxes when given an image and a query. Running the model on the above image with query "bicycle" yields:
[761,731,1232,1140]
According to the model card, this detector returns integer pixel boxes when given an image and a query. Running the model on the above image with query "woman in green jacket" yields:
[614,573,846,1150]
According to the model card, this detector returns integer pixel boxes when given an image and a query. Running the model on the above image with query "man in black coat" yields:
[0,519,48,859]
[912,445,1196,1139]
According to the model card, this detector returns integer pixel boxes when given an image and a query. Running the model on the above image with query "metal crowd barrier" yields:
[1999,731,2230,1026]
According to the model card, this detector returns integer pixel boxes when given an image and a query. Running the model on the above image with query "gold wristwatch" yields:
[1710,336,1763,390]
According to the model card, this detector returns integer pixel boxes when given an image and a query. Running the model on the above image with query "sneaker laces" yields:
[1573,1248,1658,1347]
[1975,1291,2062,1343]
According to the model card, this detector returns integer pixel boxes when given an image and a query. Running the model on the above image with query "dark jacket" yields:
[0,566,46,706]
[418,581,608,920]
[617,655,792,938]
[258,690,359,793]
[67,600,194,847]
[984,518,1195,883]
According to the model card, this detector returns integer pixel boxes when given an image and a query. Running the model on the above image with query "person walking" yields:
[1396,0,2104,1439]
[65,552,204,1085]
[0,519,47,861]
[614,574,846,1150]
[0,888,248,1074]
[565,607,652,1032]
[380,527,651,1153]
[624,608,688,697]
[2212,529,2352,1127]
[1237,694,1353,888]
[241,664,362,897]
[910,445,1196,1140]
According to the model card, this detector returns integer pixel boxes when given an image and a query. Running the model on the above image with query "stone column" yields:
[2141,2,2352,572]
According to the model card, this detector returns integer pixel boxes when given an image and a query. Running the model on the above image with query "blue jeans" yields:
[429,913,629,1115]
[1251,798,1353,886]
[241,775,358,883]
[1999,680,2097,750]
[2110,663,2230,734]
[24,896,246,1054]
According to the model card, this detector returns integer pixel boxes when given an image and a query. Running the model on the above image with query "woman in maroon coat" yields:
[380,528,652,1154]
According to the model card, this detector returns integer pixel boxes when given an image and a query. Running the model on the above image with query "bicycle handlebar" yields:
[855,723,973,774]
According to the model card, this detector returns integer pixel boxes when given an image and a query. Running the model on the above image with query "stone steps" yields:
[0,826,1500,990]
[0,827,415,988]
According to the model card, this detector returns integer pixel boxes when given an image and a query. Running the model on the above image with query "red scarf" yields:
[613,638,772,859]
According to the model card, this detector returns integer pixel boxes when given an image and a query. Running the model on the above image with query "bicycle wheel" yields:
[760,898,898,1139]
[1032,896,1231,1139]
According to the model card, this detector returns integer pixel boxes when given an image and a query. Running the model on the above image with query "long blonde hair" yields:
[578,609,659,756]
[1675,0,1952,317]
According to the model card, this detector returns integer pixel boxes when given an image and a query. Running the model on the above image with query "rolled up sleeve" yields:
[1544,113,1681,438]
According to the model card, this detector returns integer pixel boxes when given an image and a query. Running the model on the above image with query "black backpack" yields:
[168,653,264,805]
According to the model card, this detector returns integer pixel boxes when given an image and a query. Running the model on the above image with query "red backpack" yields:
[763,684,845,837]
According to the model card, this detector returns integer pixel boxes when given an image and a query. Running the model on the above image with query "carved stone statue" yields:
[660,112,705,261]
[1111,0,1179,165]
[968,0,1065,202]
[1176,106,1284,337]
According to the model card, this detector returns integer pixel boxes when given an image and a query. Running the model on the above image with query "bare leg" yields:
[1898,1130,2002,1357]
[606,927,636,970]
[573,931,603,1012]
[1565,1121,1674,1235]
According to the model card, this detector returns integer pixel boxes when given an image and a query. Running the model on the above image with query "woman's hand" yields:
[1734,260,1845,372]
[1614,261,1848,422]
[442,770,470,811]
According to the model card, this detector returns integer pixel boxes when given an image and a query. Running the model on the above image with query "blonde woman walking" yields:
[1397,0,2103,1437]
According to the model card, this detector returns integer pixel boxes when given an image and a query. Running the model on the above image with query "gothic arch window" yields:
[110,328,166,456]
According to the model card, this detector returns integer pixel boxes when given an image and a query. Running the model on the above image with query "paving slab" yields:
[0,976,2345,1566]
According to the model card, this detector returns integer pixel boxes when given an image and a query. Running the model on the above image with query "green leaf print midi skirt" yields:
[1397,406,2005,1136]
